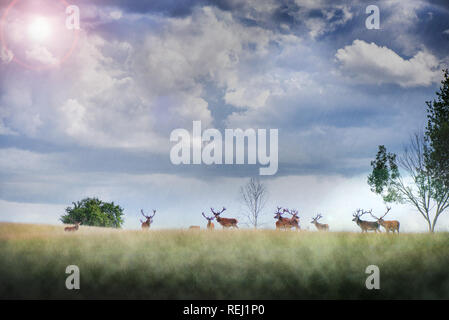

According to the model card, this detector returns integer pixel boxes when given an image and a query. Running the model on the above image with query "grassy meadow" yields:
[1,222,449,299]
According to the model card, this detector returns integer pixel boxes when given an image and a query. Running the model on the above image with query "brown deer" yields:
[274,208,300,230]
[140,209,156,229]
[370,207,400,233]
[274,207,290,230]
[284,208,300,230]
[352,209,380,233]
[210,207,238,229]
[64,221,81,232]
[202,212,215,230]
[311,214,329,231]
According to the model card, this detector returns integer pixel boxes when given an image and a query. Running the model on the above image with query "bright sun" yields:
[28,17,52,42]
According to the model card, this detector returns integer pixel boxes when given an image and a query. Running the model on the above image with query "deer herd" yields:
[63,206,400,234]
[138,205,400,233]
[352,207,400,233]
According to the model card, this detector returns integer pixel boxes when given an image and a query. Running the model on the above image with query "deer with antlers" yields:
[311,214,329,231]
[202,212,215,230]
[370,207,400,233]
[64,221,81,232]
[210,207,238,229]
[284,208,300,230]
[352,209,380,233]
[274,207,290,230]
[274,207,300,230]
[140,209,156,230]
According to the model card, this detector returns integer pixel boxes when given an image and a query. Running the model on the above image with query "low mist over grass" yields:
[1,223,449,299]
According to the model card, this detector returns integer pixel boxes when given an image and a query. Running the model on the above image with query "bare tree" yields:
[240,177,268,228]
[369,133,449,232]
[397,133,449,232]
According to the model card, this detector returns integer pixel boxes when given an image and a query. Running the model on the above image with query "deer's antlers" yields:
[380,207,391,219]
[141,209,156,219]
[274,207,285,219]
[370,207,391,220]
[202,212,214,221]
[141,209,149,219]
[275,207,284,214]
[284,209,299,217]
[354,209,372,218]
[210,207,226,215]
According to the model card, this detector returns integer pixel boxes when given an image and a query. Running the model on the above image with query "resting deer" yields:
[311,214,329,231]
[64,221,81,232]
[202,212,215,230]
[140,209,156,229]
[210,207,238,229]
[370,207,400,233]
[352,209,380,233]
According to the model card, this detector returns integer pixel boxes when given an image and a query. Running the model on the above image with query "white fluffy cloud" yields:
[335,40,441,87]
[0,6,306,148]
[25,45,59,65]
[0,47,13,64]
[2,9,234,151]
[303,4,353,38]
[110,11,123,20]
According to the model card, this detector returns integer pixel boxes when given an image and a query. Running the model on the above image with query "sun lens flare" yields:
[27,17,52,42]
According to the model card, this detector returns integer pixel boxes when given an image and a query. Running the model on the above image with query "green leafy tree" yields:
[367,145,401,203]
[368,135,449,232]
[60,198,125,228]
[426,69,449,187]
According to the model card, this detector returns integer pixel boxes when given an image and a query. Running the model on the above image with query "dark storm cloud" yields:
[76,0,207,17]
[413,7,449,56]
[70,0,449,57]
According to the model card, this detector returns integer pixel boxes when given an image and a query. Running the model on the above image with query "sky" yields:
[0,0,448,231]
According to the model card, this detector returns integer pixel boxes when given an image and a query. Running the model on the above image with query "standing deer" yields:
[274,207,291,230]
[140,209,156,229]
[64,221,81,232]
[284,209,300,230]
[202,212,215,230]
[352,209,380,233]
[311,214,329,231]
[370,207,400,233]
[210,207,238,229]
[274,208,300,230]
[274,207,285,229]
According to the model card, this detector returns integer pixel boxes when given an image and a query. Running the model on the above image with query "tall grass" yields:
[1,223,448,299]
